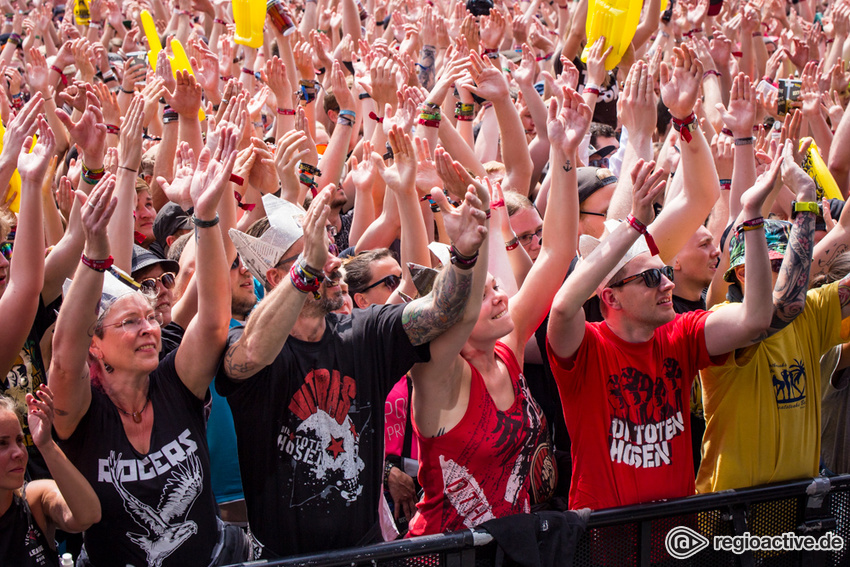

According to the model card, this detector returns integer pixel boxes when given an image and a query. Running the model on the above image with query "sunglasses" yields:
[0,241,11,261]
[139,272,177,294]
[518,228,543,246]
[359,274,402,293]
[609,266,674,289]
[231,254,246,271]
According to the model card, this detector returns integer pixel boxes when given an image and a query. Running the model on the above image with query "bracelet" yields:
[368,111,383,123]
[290,263,321,298]
[671,112,698,143]
[105,124,120,135]
[736,217,765,233]
[583,87,601,96]
[338,109,356,120]
[719,179,731,190]
[298,256,324,280]
[118,165,137,173]
[229,173,244,186]
[505,236,519,251]
[449,245,478,269]
[162,114,179,124]
[299,162,321,176]
[383,461,395,488]
[234,190,255,211]
[192,214,220,228]
[421,101,440,113]
[120,86,134,94]
[732,51,743,58]
[214,18,227,25]
[703,69,721,80]
[81,254,114,272]
[337,116,355,127]
[178,9,193,17]
[626,214,660,256]
[752,32,763,37]
[81,163,105,185]
[277,107,295,115]
[359,92,371,99]
[418,118,441,128]
[536,52,554,62]
[735,137,754,146]
[241,67,254,75]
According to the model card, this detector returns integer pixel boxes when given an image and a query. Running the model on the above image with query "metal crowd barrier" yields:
[226,474,850,566]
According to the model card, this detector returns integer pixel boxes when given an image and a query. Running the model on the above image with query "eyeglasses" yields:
[518,228,543,246]
[580,210,606,218]
[359,274,402,293]
[609,266,674,289]
[138,272,176,294]
[102,312,162,334]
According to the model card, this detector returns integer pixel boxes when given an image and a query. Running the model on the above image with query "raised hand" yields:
[17,115,55,184]
[56,91,107,160]
[190,122,240,219]
[716,72,757,138]
[547,86,593,155]
[659,45,704,120]
[739,152,783,219]
[158,143,196,210]
[585,36,613,87]
[301,186,333,270]
[79,174,118,258]
[372,125,417,193]
[617,60,657,138]
[779,138,815,198]
[430,182,489,258]
[467,51,509,102]
[26,385,56,450]
[629,160,667,226]
[3,93,43,158]
[119,95,146,172]
[166,70,203,118]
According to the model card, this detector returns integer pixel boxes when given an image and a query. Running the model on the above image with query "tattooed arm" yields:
[402,179,490,346]
[223,190,333,381]
[813,199,850,280]
[418,45,436,91]
[761,144,818,336]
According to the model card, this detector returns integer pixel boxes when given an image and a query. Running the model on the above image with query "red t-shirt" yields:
[408,342,557,536]
[547,311,723,510]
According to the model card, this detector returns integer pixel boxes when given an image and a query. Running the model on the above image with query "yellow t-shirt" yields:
[696,282,848,493]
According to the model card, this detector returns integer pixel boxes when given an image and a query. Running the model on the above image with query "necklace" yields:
[114,392,151,424]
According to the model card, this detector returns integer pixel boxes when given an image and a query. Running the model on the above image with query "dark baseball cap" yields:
[577,167,618,204]
[132,244,180,276]
[153,202,192,252]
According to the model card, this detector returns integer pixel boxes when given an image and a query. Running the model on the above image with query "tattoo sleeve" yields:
[223,342,259,380]
[401,264,473,346]
[418,45,436,91]
[767,212,815,336]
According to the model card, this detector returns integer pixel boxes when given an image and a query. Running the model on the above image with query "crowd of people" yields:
[2,0,850,563]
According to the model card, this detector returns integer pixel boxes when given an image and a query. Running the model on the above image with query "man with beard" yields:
[217,186,487,558]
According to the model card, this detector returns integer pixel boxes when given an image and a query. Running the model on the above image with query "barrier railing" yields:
[226,474,850,566]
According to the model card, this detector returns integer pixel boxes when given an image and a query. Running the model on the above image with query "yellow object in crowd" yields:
[0,118,36,213]
[801,140,843,201]
[233,0,266,48]
[581,0,642,70]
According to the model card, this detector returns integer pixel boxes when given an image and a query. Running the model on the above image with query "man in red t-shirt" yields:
[546,156,780,511]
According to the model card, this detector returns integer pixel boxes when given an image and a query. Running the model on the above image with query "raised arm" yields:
[222,188,333,381]
[716,73,758,221]
[650,46,721,263]
[548,161,667,360]
[49,177,117,438]
[0,104,49,377]
[26,385,101,534]
[401,178,489,347]
[507,88,591,351]
[704,157,784,354]
[173,125,239,398]
[763,141,818,336]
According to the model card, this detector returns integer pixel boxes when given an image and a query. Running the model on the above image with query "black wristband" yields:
[192,214,220,228]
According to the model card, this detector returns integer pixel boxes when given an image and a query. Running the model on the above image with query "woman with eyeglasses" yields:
[48,128,252,566]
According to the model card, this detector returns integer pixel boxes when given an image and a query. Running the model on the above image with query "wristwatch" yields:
[791,201,820,219]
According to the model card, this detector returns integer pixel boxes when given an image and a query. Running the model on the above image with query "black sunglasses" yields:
[609,266,674,289]
[359,274,402,293]
[139,272,177,293]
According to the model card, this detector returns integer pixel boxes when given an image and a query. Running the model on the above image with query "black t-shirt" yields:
[216,303,430,558]
[0,488,58,567]
[672,294,706,314]
[59,351,218,567]
[160,321,185,359]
